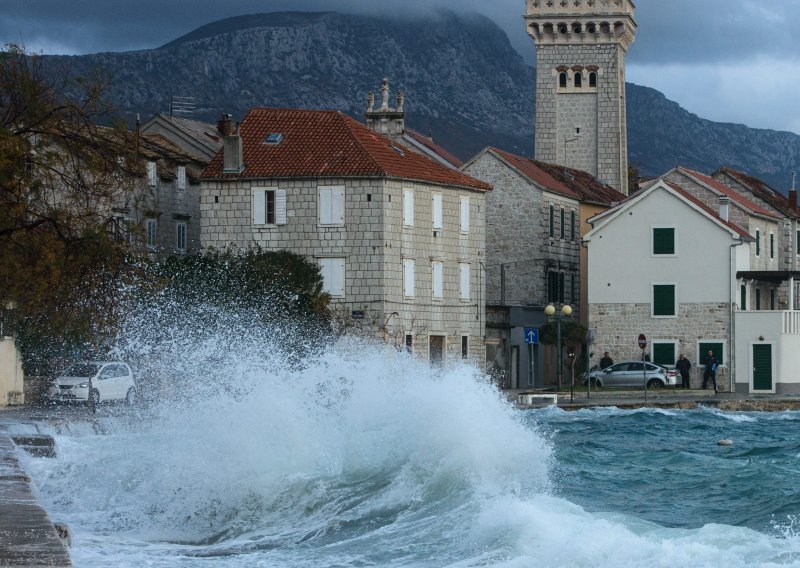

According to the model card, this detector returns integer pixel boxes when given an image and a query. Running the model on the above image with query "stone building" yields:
[462,147,623,388]
[140,114,222,162]
[524,0,637,194]
[200,109,491,362]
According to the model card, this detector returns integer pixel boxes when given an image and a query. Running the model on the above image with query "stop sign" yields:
[637,334,647,349]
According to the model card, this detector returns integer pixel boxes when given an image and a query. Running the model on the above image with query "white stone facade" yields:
[200,177,486,362]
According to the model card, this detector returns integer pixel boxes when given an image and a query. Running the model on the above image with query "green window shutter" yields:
[653,343,675,366]
[756,230,760,256]
[740,284,747,310]
[699,342,724,365]
[549,206,554,237]
[653,284,675,316]
[653,228,675,255]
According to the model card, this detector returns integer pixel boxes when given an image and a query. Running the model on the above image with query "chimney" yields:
[217,114,243,174]
[718,196,730,222]
[364,78,405,141]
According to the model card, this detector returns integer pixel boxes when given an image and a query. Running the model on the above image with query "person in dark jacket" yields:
[600,352,613,370]
[675,354,692,389]
[702,350,719,391]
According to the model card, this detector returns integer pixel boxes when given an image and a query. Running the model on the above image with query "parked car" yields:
[45,362,137,405]
[584,361,678,388]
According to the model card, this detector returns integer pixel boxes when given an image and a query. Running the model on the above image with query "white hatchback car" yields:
[46,362,137,405]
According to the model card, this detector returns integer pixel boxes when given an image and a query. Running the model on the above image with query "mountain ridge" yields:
[47,10,800,191]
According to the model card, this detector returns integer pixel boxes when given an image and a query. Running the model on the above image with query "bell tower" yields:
[525,0,636,194]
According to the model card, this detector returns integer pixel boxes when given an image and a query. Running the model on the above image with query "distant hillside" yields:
[47,10,800,190]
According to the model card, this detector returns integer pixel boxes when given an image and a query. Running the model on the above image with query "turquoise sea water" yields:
[19,339,800,567]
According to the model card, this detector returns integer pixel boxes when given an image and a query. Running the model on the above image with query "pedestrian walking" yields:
[600,352,614,370]
[676,354,692,389]
[702,350,719,392]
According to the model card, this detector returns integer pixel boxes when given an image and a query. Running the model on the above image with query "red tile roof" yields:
[715,167,798,219]
[404,129,464,168]
[202,108,490,191]
[488,148,624,205]
[677,167,779,220]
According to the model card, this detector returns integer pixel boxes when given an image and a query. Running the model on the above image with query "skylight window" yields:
[264,133,284,145]
[392,145,405,156]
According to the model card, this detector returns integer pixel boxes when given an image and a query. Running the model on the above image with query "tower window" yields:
[589,72,597,87]
[559,24,568,34]
[559,72,567,88]
[587,24,596,34]
[574,73,582,88]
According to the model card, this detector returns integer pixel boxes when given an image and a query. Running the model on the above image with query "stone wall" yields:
[0,338,24,406]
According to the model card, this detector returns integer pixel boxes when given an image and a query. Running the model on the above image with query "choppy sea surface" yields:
[19,340,800,567]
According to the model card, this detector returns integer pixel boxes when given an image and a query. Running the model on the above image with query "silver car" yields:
[584,361,678,388]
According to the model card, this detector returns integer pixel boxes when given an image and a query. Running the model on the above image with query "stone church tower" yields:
[525,0,637,194]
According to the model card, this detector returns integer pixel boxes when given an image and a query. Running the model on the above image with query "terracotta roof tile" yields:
[678,167,779,219]
[488,148,624,204]
[664,181,752,239]
[202,108,490,191]
[716,167,798,218]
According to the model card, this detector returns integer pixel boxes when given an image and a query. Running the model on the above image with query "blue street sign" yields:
[524,327,539,345]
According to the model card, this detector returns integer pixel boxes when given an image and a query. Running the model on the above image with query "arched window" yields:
[559,72,567,88]
[574,73,582,88]
[589,72,597,87]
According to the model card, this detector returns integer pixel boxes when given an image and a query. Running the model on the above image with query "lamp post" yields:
[545,304,573,391]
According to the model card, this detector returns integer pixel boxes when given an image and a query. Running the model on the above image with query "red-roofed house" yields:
[200,109,491,362]
[461,147,624,389]
[586,177,800,395]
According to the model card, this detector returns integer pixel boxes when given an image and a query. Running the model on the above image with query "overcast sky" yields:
[3,0,799,135]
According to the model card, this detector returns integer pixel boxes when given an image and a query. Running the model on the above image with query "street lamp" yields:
[545,304,573,392]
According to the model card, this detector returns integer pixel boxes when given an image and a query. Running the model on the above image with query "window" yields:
[559,72,567,88]
[460,196,470,234]
[589,72,597,88]
[319,186,345,226]
[770,233,775,260]
[405,334,413,353]
[175,221,187,252]
[652,284,676,317]
[571,210,576,241]
[653,227,675,255]
[462,336,469,359]
[740,284,747,310]
[145,218,157,249]
[403,189,414,227]
[319,258,345,297]
[432,261,443,299]
[574,72,582,88]
[570,273,576,305]
[176,166,186,190]
[756,289,761,310]
[146,161,157,187]
[403,259,415,298]
[432,194,443,230]
[252,188,287,225]
[547,271,565,303]
[755,229,761,256]
[699,342,724,366]
[560,208,565,238]
[459,263,471,300]
[549,205,555,237]
[771,289,776,310]
[652,342,676,367]
[797,230,800,255]
[111,216,131,242]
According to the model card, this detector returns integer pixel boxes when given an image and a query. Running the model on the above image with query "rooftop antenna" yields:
[169,96,196,117]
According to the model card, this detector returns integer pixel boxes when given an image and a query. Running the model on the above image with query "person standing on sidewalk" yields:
[676,354,692,389]
[702,350,719,392]
[600,352,614,370]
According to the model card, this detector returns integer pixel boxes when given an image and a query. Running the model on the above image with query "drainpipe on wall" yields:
[730,236,748,393]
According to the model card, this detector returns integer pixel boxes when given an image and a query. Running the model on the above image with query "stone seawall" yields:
[0,435,71,567]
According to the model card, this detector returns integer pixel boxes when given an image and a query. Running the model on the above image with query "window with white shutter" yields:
[275,189,287,225]
[432,193,443,230]
[403,259,415,298]
[145,218,157,249]
[146,161,157,187]
[252,189,266,225]
[319,258,345,297]
[319,186,345,226]
[460,196,470,234]
[253,188,287,225]
[175,221,187,252]
[459,263,471,300]
[176,166,186,190]
[432,261,443,299]
[403,189,414,227]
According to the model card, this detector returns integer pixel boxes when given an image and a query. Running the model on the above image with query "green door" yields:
[753,344,773,391]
